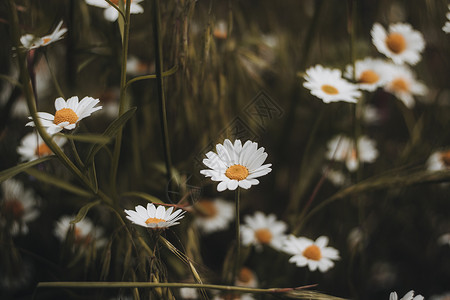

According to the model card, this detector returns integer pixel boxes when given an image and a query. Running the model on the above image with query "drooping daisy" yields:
[427,149,450,171]
[383,64,427,108]
[326,135,378,172]
[124,203,185,229]
[235,267,258,288]
[443,6,450,34]
[1,179,40,236]
[345,57,390,91]
[200,139,272,192]
[17,131,67,162]
[20,20,67,50]
[193,198,234,234]
[390,290,424,300]
[85,0,144,22]
[303,65,361,103]
[282,235,340,272]
[371,22,425,65]
[26,96,102,134]
[240,211,287,251]
[54,215,106,248]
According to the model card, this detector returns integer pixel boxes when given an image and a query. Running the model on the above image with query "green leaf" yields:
[70,200,101,224]
[25,168,93,198]
[57,133,111,144]
[121,191,164,204]
[85,107,137,165]
[0,156,53,183]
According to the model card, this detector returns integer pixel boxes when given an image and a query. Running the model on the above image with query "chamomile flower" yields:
[303,65,361,103]
[85,0,144,22]
[193,198,234,234]
[54,215,106,248]
[124,203,185,229]
[240,211,287,251]
[345,57,389,91]
[371,22,425,65]
[283,235,340,272]
[17,131,67,162]
[326,135,378,172]
[427,149,450,171]
[26,96,102,134]
[200,139,272,192]
[1,179,40,236]
[383,64,427,108]
[443,6,450,34]
[390,290,424,300]
[20,20,67,50]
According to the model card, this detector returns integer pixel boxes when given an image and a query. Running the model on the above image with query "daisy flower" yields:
[326,135,378,172]
[345,57,390,91]
[26,96,102,134]
[240,211,287,251]
[20,20,67,50]
[17,131,67,162]
[383,64,427,108]
[390,290,424,300]
[303,65,361,103]
[54,215,106,248]
[200,139,272,192]
[85,0,144,22]
[427,149,450,171]
[235,267,258,288]
[124,203,185,229]
[193,198,234,234]
[443,6,450,34]
[282,235,340,272]
[1,179,40,236]
[371,22,425,65]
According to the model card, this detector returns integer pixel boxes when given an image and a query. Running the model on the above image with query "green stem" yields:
[43,51,65,98]
[233,187,241,284]
[152,0,173,189]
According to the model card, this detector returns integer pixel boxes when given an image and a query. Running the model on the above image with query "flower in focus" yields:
[240,211,287,251]
[193,198,234,234]
[0,179,40,236]
[200,139,272,192]
[326,135,378,172]
[26,96,102,134]
[85,0,144,22]
[20,20,67,50]
[427,149,450,171]
[124,203,185,229]
[235,267,258,288]
[283,235,340,272]
[390,290,424,300]
[371,22,425,65]
[443,6,450,34]
[303,65,361,103]
[345,57,390,91]
[17,131,67,162]
[383,64,427,108]
[54,215,106,248]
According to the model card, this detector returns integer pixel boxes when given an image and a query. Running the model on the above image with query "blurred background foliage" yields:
[0,0,450,299]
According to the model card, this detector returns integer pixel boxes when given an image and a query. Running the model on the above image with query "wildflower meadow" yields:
[1,0,450,299]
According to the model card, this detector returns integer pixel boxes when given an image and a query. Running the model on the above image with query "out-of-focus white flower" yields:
[323,168,348,187]
[345,57,390,92]
[213,20,228,39]
[126,56,154,76]
[179,287,198,300]
[1,179,39,236]
[20,21,67,50]
[124,203,185,229]
[438,233,450,246]
[371,22,425,65]
[85,0,144,22]
[303,65,361,103]
[390,290,424,300]
[241,211,287,251]
[430,292,450,300]
[193,198,234,234]
[54,215,107,248]
[17,131,67,162]
[235,267,258,288]
[363,104,382,125]
[200,139,272,192]
[443,6,450,34]
[427,149,450,171]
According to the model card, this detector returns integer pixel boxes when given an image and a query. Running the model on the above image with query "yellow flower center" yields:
[303,244,322,261]
[145,217,165,224]
[238,267,253,284]
[3,200,25,219]
[254,228,272,244]
[225,165,249,181]
[359,70,379,84]
[385,33,406,54]
[440,150,450,167]
[42,37,51,45]
[196,200,217,218]
[321,84,339,95]
[53,108,78,125]
[391,78,409,92]
[111,0,130,5]
[35,143,53,157]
